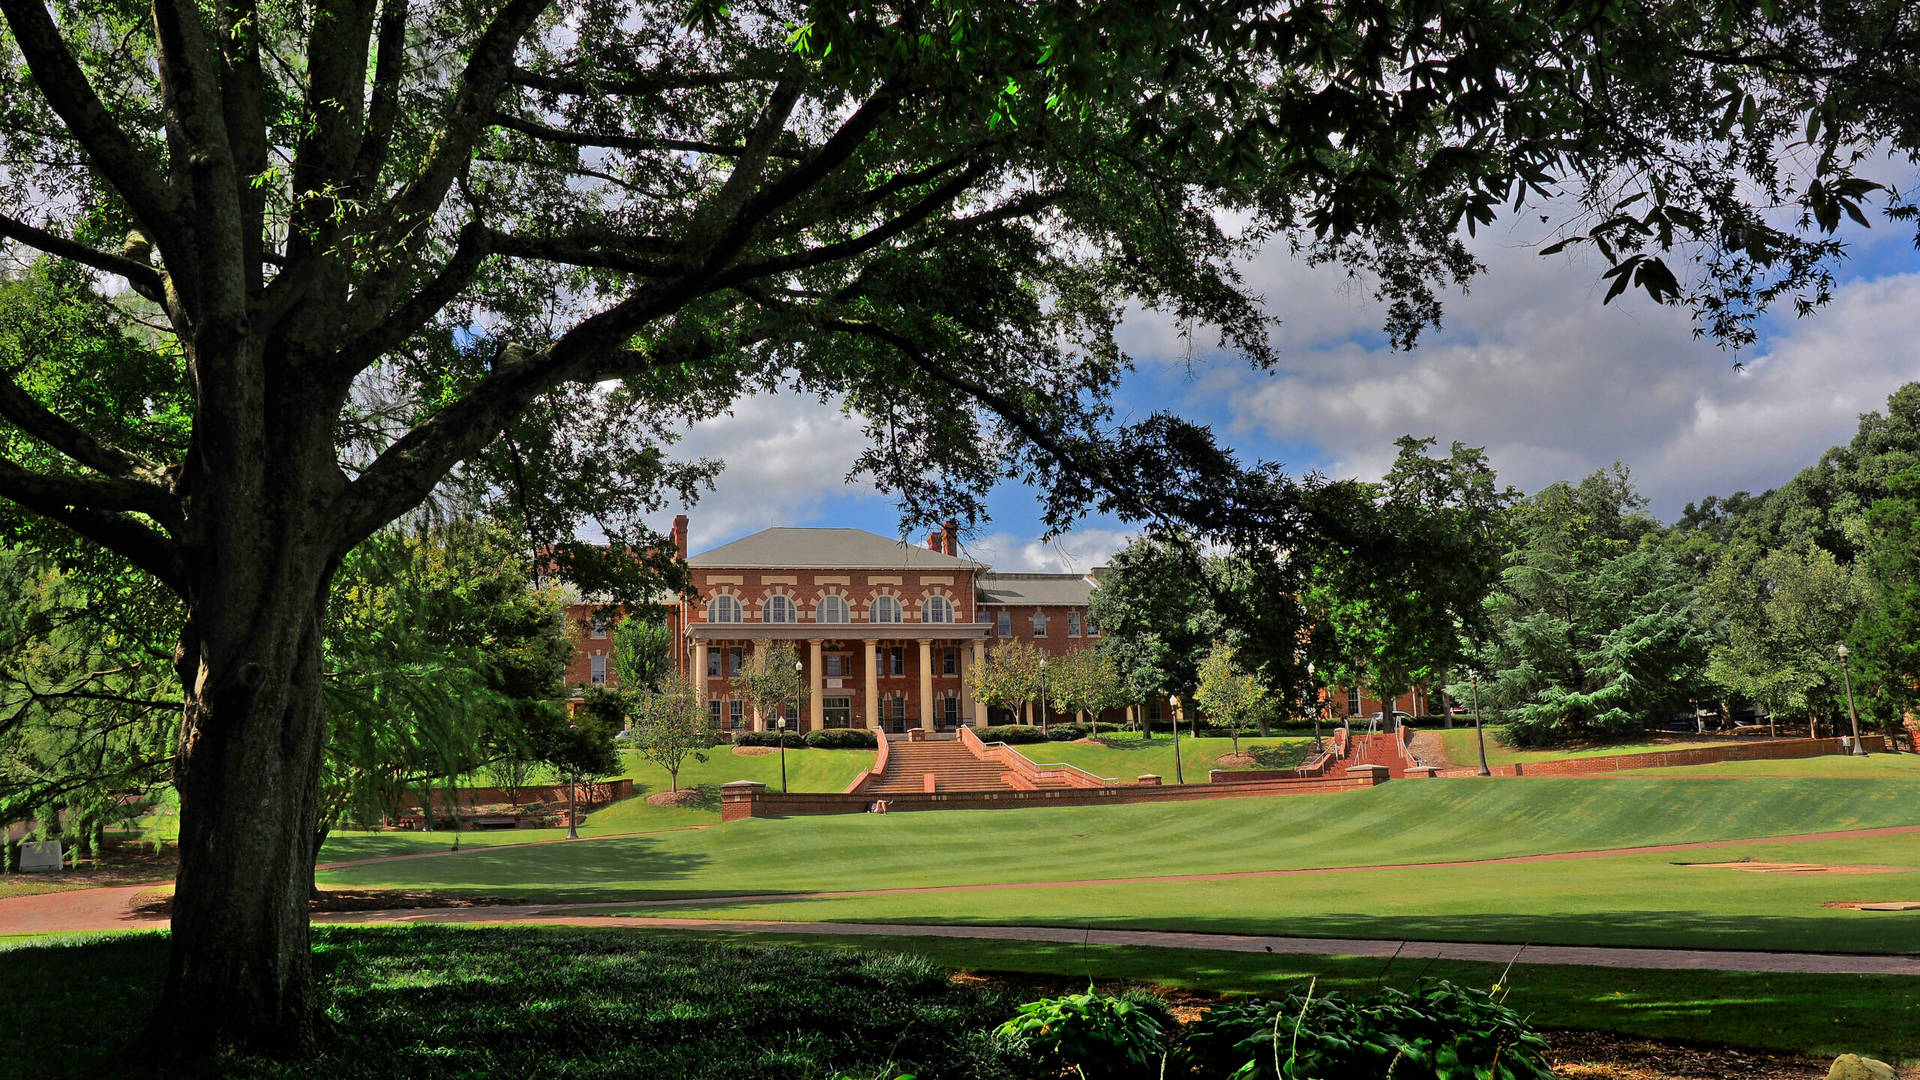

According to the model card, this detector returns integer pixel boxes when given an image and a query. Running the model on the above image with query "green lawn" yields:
[317,775,1920,953]
[1013,733,1313,782]
[317,745,873,862]
[1631,753,1920,777]
[629,830,1920,953]
[1435,728,1724,767]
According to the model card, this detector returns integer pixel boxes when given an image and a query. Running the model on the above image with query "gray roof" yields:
[977,573,1096,606]
[689,527,984,570]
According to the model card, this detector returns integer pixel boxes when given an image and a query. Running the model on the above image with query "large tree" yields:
[1,0,1912,1065]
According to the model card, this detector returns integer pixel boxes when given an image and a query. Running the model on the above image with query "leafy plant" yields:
[996,988,1169,1079]
[1179,981,1555,1080]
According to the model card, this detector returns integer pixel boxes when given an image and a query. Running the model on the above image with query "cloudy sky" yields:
[653,204,1920,572]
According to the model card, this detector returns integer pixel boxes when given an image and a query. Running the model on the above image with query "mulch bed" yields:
[731,746,779,757]
[645,789,714,809]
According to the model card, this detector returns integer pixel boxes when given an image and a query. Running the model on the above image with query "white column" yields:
[864,639,879,729]
[808,638,824,731]
[918,639,934,730]
[693,642,709,705]
[751,639,769,732]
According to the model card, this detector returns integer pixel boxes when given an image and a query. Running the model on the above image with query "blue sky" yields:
[657,203,1920,572]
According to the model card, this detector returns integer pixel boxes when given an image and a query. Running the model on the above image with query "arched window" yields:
[996,610,1012,636]
[870,595,903,623]
[817,595,849,623]
[766,595,796,623]
[1031,610,1047,636]
[923,596,953,623]
[709,595,742,623]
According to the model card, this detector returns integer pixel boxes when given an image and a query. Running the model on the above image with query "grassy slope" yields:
[316,746,873,862]
[1631,753,1920,777]
[638,830,1920,953]
[1435,728,1723,767]
[1015,734,1312,782]
[318,775,1920,917]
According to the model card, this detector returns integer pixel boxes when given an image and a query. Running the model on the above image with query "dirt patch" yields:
[1824,900,1920,911]
[1679,859,1906,874]
[645,789,714,809]
[731,745,779,756]
[1545,1029,1843,1080]
[1409,730,1453,769]
[1214,752,1258,768]
[131,888,530,918]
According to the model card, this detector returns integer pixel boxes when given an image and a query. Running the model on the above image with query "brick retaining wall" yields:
[1430,736,1886,777]
[719,771,1386,821]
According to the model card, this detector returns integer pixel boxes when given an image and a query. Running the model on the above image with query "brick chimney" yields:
[672,514,689,559]
[941,520,958,556]
[926,529,942,552]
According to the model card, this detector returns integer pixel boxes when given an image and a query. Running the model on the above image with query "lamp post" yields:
[1471,675,1491,777]
[1307,662,1324,754]
[566,720,580,839]
[1037,656,1048,735]
[793,658,804,738]
[776,716,789,791]
[1839,643,1867,756]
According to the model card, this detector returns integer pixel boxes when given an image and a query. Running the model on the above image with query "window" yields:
[1347,687,1361,715]
[590,613,610,639]
[818,595,849,623]
[589,655,608,685]
[942,697,960,728]
[1086,612,1099,635]
[825,654,847,678]
[729,647,744,675]
[1031,610,1047,636]
[707,650,722,678]
[708,700,722,727]
[996,610,1012,636]
[765,594,796,623]
[824,697,852,728]
[870,595,902,623]
[889,647,905,676]
[923,595,953,623]
[729,700,744,729]
[710,595,742,623]
[1149,699,1162,721]
[1067,611,1082,637]
[942,649,956,675]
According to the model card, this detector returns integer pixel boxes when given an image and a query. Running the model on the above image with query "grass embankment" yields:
[1434,728,1722,767]
[316,746,874,862]
[1632,753,1920,777]
[318,775,1920,953]
[4,925,1913,1077]
[1014,733,1313,782]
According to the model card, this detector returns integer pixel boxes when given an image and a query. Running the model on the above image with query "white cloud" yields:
[965,528,1135,574]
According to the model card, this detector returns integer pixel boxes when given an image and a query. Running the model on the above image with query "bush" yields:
[1045,723,1094,741]
[804,728,878,749]
[1178,980,1555,1080]
[996,988,1169,1079]
[733,730,806,748]
[975,724,1051,745]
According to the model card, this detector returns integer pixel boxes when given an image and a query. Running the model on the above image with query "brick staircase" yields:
[865,739,1054,794]
[1341,730,1421,777]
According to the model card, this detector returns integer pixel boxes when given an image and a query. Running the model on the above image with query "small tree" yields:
[1046,646,1122,735]
[731,640,809,733]
[630,673,714,792]
[1194,643,1268,759]
[969,639,1046,728]
[612,616,674,693]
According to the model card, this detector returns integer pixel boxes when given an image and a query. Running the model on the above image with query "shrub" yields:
[734,731,806,748]
[1178,980,1555,1080]
[804,728,879,749]
[1044,723,1094,741]
[975,724,1050,745]
[996,988,1169,1080]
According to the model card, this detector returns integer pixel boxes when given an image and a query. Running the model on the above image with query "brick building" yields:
[566,515,1431,735]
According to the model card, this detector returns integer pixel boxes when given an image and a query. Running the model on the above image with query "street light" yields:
[794,658,804,738]
[1307,662,1324,754]
[1839,643,1867,756]
[1471,675,1491,777]
[1037,656,1048,734]
[566,721,580,839]
[776,715,789,792]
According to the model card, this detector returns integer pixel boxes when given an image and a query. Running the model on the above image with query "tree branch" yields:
[0,0,178,249]
[0,213,165,296]
[0,459,182,588]
[505,66,766,96]
[0,369,171,488]
[488,111,804,160]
